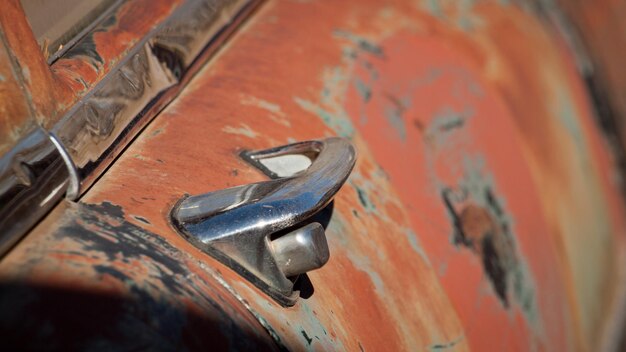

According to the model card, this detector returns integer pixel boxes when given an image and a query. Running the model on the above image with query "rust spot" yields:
[442,186,537,321]
[412,119,425,133]
[458,202,513,306]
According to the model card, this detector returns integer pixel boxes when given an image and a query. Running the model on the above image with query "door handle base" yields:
[171,137,356,305]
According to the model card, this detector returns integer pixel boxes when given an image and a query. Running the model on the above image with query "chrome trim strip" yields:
[0,127,69,255]
[52,0,254,199]
[48,132,80,199]
[0,0,256,255]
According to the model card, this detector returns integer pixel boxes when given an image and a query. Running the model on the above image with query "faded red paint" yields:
[0,34,37,154]
[75,0,626,350]
[337,2,626,349]
[342,28,572,350]
[556,0,626,161]
[0,201,277,350]
[1,0,625,350]
[79,1,473,349]
[69,0,626,350]
[0,0,66,123]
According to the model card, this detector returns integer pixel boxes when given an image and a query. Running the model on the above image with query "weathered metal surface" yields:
[0,2,40,156]
[401,3,626,349]
[81,131,468,350]
[553,0,626,177]
[77,1,474,348]
[338,1,626,349]
[0,0,65,123]
[2,0,625,350]
[0,201,277,350]
[0,0,261,268]
[50,0,255,200]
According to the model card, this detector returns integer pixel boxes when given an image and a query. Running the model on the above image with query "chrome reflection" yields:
[171,138,356,306]
[0,127,69,255]
[51,0,253,199]
[0,0,255,257]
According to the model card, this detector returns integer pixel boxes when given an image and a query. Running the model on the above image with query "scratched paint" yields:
[338,9,577,350]
[80,58,470,349]
[2,0,626,350]
[0,36,37,155]
[0,201,276,350]
[0,0,66,124]
[331,1,626,349]
[287,6,564,348]
[74,1,472,349]
[222,123,259,138]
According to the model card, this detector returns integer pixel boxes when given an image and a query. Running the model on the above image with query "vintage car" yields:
[1,0,625,350]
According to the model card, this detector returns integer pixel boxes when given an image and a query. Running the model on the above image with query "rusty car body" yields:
[1,0,626,350]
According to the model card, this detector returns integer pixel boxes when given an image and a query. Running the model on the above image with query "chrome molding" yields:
[52,0,253,199]
[0,127,69,255]
[0,0,255,255]
[171,138,357,305]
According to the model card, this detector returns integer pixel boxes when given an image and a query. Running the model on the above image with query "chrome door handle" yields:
[171,137,356,305]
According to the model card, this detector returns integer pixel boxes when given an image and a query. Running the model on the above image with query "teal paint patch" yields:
[424,0,444,18]
[294,62,357,138]
[356,187,376,212]
[404,229,430,265]
[457,0,479,31]
[348,175,379,214]
[348,168,398,216]
[333,30,384,57]
[428,335,464,351]
[383,94,410,140]
[360,60,379,81]
[0,74,5,82]
[366,269,385,293]
[328,212,387,294]
[287,304,332,348]
[426,106,474,147]
[342,47,358,60]
[21,67,30,83]
[294,97,354,137]
[555,88,585,150]
[420,0,485,31]
[353,78,371,103]
[440,156,542,330]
